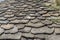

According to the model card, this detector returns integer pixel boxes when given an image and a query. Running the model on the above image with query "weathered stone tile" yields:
[37,16,46,20]
[0,27,4,34]
[50,13,59,17]
[41,20,52,25]
[1,24,14,30]
[22,27,31,33]
[29,13,40,17]
[26,22,44,28]
[38,11,47,14]
[9,19,29,24]
[48,35,60,40]
[24,16,35,20]
[5,26,18,34]
[30,18,40,23]
[21,37,27,40]
[9,20,20,23]
[49,24,60,28]
[42,13,51,17]
[0,20,9,24]
[34,39,41,40]
[16,24,25,29]
[0,17,6,20]
[15,13,26,17]
[22,33,34,38]
[31,27,54,34]
[4,14,14,18]
[0,32,22,39]
[34,34,48,39]
[55,28,60,34]
[7,17,16,21]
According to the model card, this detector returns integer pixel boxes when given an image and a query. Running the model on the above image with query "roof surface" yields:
[0,0,60,40]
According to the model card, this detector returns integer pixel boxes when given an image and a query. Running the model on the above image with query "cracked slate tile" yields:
[1,24,14,30]
[31,27,54,34]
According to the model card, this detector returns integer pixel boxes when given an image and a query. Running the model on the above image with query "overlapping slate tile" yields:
[16,24,25,29]
[22,33,34,38]
[4,26,18,34]
[31,27,54,34]
[0,27,4,34]
[55,28,60,34]
[9,19,29,24]
[41,20,52,25]
[1,24,14,30]
[20,27,31,33]
[26,22,44,28]
[0,32,22,39]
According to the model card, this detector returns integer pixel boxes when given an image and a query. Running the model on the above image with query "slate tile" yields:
[0,27,4,34]
[55,28,60,34]
[9,19,29,24]
[41,20,52,25]
[16,24,25,29]
[26,22,44,28]
[1,24,14,30]
[0,32,22,39]
[22,27,31,33]
[0,20,9,24]
[5,26,18,34]
[31,27,54,34]
[22,33,34,38]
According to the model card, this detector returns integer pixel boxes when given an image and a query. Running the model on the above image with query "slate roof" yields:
[0,0,60,40]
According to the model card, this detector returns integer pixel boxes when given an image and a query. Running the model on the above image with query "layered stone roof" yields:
[0,0,60,40]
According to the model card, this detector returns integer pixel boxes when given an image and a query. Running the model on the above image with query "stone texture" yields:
[26,22,44,28]
[31,27,54,34]
[0,28,4,34]
[0,33,22,39]
[16,24,25,29]
[9,20,29,24]
[1,24,14,30]
[41,20,52,25]
[22,33,34,38]
[0,20,9,24]
[0,0,60,40]
[55,28,60,34]
[22,27,31,33]
[5,26,18,34]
